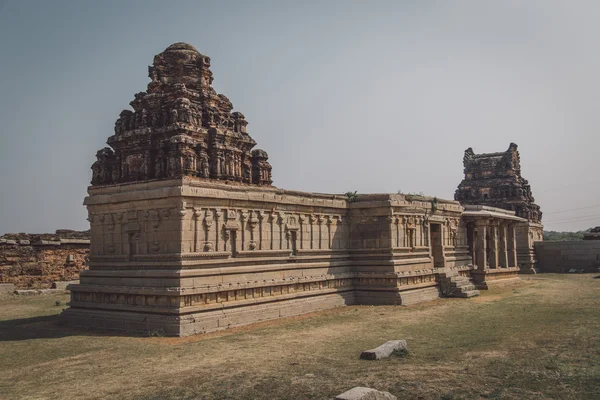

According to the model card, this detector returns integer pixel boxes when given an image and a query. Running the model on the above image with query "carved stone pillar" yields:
[489,223,499,269]
[204,209,214,252]
[439,222,445,262]
[215,210,221,251]
[193,208,202,253]
[317,215,324,249]
[277,212,284,250]
[475,220,487,270]
[298,215,305,250]
[248,212,258,250]
[498,222,508,267]
[240,212,248,251]
[326,216,332,249]
[393,217,399,248]
[257,212,265,250]
[508,222,518,268]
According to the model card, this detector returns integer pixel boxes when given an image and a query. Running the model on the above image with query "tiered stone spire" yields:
[455,143,542,223]
[91,42,272,186]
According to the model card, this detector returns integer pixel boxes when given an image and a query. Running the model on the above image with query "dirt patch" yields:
[472,294,505,303]
[464,350,509,359]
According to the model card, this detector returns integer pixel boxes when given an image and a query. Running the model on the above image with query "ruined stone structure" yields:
[62,43,527,336]
[583,227,600,240]
[0,231,89,288]
[455,144,543,273]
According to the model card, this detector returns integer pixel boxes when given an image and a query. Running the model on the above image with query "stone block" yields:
[360,340,408,360]
[52,280,79,290]
[0,283,15,293]
[335,387,397,400]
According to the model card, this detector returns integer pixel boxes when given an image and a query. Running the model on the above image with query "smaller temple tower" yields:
[454,143,543,273]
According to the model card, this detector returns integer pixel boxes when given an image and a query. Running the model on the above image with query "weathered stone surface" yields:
[360,340,408,360]
[90,43,272,187]
[15,289,65,295]
[52,280,79,290]
[0,283,15,293]
[454,144,543,272]
[455,143,541,223]
[335,387,397,400]
[61,42,527,337]
[0,231,89,289]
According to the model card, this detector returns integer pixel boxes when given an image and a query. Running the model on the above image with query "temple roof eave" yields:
[461,210,527,222]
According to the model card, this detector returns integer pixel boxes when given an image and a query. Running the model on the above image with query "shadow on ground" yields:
[0,314,141,341]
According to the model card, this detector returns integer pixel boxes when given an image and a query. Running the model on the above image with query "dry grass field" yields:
[0,274,598,400]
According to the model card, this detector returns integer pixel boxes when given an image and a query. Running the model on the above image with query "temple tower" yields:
[454,143,543,273]
[91,42,272,187]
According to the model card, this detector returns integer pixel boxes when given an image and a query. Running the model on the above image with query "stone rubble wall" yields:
[534,241,600,272]
[0,233,89,289]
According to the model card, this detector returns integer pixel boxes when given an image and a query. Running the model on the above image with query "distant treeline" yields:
[543,229,591,241]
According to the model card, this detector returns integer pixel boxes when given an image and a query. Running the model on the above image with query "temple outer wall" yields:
[348,195,469,306]
[63,179,473,336]
[535,241,600,273]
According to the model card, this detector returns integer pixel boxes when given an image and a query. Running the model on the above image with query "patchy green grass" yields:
[0,274,598,400]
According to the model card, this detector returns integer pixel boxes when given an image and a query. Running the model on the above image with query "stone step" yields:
[451,280,473,288]
[452,285,477,294]
[454,289,480,298]
[438,271,458,278]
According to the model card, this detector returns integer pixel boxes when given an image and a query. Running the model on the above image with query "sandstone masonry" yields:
[455,144,543,273]
[0,231,89,288]
[62,43,539,336]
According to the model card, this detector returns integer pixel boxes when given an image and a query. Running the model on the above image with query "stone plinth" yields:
[470,267,521,289]
[62,179,472,336]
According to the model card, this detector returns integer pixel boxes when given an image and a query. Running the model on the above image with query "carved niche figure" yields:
[175,97,191,123]
[197,147,210,178]
[242,160,251,181]
[170,108,178,124]
[251,149,272,185]
[167,134,197,177]
[154,148,166,178]
[115,110,134,134]
[232,112,248,133]
[91,147,116,185]
[111,156,121,183]
[141,109,148,127]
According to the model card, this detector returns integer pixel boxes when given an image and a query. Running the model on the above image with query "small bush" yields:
[392,348,409,358]
[147,329,166,337]
[345,191,359,203]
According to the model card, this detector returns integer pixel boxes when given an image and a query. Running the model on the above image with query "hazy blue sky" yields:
[0,0,598,233]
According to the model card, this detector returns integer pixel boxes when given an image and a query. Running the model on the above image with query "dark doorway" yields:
[290,231,297,255]
[430,223,445,267]
[230,230,237,257]
[128,232,136,261]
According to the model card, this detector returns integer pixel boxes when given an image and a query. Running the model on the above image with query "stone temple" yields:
[455,144,543,273]
[62,43,542,336]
